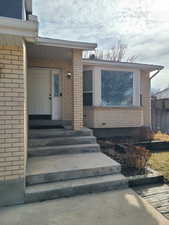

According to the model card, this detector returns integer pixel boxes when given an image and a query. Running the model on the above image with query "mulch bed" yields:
[99,139,163,180]
[101,147,164,186]
[102,147,150,177]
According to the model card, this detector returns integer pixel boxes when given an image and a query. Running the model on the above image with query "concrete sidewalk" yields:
[0,189,169,225]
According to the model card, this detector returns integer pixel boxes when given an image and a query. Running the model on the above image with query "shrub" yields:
[104,144,152,170]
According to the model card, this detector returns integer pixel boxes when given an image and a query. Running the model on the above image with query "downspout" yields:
[149,68,162,130]
[149,69,161,80]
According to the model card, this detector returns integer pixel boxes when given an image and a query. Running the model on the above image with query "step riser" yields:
[25,179,128,203]
[26,166,121,185]
[29,137,96,148]
[29,130,93,139]
[29,120,71,127]
[28,145,100,157]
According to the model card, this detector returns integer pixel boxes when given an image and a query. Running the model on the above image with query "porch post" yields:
[72,49,83,130]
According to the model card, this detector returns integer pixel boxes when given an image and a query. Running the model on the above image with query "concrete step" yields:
[29,119,71,127]
[29,136,96,148]
[29,120,65,129]
[25,174,128,203]
[26,152,121,185]
[29,128,93,139]
[28,143,100,157]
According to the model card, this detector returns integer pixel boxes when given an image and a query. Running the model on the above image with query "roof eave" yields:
[82,59,164,71]
[36,37,97,50]
[0,16,38,39]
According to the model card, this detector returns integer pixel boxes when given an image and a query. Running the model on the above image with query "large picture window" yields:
[101,70,133,106]
[83,70,93,106]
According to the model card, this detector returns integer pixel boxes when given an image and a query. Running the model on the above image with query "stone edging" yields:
[127,168,164,187]
[135,141,169,151]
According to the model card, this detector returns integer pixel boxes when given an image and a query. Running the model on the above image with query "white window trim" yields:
[93,67,101,106]
[83,66,141,107]
[97,67,140,107]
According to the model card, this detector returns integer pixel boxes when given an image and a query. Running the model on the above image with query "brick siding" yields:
[72,49,83,130]
[0,45,25,181]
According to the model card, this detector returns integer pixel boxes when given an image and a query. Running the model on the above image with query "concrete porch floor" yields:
[0,189,169,225]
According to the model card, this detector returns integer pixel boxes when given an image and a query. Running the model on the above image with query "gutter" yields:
[83,59,164,71]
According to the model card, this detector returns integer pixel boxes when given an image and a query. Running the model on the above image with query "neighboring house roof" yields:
[36,37,97,50]
[154,87,169,99]
[83,58,164,72]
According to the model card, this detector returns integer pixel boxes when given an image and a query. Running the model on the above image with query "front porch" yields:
[27,39,84,130]
[25,39,127,203]
[0,36,135,207]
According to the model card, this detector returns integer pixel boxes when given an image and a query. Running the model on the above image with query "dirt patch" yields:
[148,151,169,183]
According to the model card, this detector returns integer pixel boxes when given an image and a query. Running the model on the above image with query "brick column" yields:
[72,49,83,130]
[0,44,25,206]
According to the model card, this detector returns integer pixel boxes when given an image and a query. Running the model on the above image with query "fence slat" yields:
[151,98,169,134]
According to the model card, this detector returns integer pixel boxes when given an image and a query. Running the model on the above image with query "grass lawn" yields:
[148,151,169,182]
[153,131,169,141]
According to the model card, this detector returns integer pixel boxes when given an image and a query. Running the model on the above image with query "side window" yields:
[54,74,60,97]
[83,70,93,106]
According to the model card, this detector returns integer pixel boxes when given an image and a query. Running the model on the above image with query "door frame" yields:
[28,67,62,120]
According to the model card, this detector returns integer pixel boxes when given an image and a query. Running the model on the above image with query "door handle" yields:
[60,93,62,97]
[49,94,51,100]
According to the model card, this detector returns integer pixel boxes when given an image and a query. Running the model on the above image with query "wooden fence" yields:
[151,98,169,133]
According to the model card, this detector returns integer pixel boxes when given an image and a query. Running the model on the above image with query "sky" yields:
[33,0,169,91]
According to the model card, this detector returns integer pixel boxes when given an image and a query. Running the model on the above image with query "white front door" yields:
[52,70,62,120]
[28,68,51,116]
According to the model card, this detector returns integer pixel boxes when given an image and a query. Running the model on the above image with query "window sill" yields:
[84,105,143,110]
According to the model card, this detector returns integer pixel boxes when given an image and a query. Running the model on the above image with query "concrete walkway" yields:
[0,189,169,225]
[134,183,169,220]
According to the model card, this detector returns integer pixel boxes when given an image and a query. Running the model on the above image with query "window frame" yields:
[83,69,93,106]
[83,66,141,108]
[99,67,140,107]
[101,69,134,107]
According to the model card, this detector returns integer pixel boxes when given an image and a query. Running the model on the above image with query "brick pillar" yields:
[72,49,83,130]
[0,44,25,206]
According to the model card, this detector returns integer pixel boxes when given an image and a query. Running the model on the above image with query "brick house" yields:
[0,0,163,206]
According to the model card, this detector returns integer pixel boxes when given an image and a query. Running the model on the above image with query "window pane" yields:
[101,70,133,106]
[83,93,93,106]
[54,75,59,97]
[83,71,92,92]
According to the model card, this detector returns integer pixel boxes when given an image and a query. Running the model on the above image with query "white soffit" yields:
[27,43,72,60]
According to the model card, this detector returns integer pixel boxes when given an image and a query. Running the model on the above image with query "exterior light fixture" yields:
[67,72,72,79]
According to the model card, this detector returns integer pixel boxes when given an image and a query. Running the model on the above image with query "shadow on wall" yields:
[95,126,153,143]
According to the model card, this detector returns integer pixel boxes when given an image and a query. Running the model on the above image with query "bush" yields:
[103,143,151,170]
[120,144,152,170]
